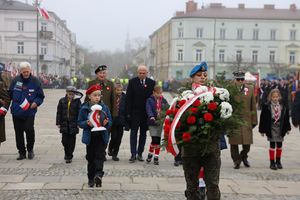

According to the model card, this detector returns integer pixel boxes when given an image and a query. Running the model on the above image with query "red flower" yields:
[203,113,213,122]
[193,99,201,107]
[164,124,171,133]
[176,121,181,129]
[208,102,217,111]
[166,109,173,115]
[182,132,191,142]
[187,115,196,125]
[173,108,179,115]
[164,118,171,126]
[190,107,198,113]
[178,99,186,107]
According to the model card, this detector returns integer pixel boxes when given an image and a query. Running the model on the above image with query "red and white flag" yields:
[20,98,30,111]
[37,7,50,20]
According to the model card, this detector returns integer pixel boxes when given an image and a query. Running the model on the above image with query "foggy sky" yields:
[26,0,298,51]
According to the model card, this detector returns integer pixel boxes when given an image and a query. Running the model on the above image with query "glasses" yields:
[236,78,245,81]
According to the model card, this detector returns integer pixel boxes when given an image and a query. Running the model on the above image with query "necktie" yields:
[116,96,120,112]
[141,79,144,86]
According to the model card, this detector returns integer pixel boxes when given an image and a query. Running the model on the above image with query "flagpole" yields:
[36,0,39,76]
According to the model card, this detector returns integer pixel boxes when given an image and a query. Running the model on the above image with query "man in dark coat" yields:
[125,65,155,162]
[9,62,45,160]
[292,90,300,129]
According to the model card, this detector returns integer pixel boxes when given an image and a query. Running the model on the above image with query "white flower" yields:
[194,86,208,94]
[220,102,233,119]
[215,87,230,101]
[181,90,194,100]
[199,92,214,103]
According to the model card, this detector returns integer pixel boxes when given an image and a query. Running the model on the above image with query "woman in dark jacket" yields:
[56,86,82,163]
[259,89,291,170]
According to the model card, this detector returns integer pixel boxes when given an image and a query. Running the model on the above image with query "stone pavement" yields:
[0,89,300,200]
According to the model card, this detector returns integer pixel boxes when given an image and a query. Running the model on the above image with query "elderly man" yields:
[229,71,257,169]
[9,62,45,160]
[125,65,155,163]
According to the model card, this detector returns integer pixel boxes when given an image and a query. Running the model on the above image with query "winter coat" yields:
[259,102,291,138]
[78,102,112,145]
[0,81,11,143]
[146,95,169,126]
[292,90,300,126]
[56,96,81,134]
[9,74,44,118]
[228,84,257,145]
[112,92,126,126]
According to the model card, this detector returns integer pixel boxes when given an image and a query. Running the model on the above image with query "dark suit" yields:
[125,77,155,157]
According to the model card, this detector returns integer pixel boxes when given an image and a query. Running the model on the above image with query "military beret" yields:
[189,61,208,77]
[232,71,245,79]
[95,65,107,74]
[86,84,102,95]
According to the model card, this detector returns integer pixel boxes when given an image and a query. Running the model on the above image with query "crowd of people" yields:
[1,61,300,200]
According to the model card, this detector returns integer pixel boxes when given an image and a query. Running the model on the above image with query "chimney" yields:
[290,4,297,12]
[238,4,245,9]
[264,4,275,9]
[186,0,198,13]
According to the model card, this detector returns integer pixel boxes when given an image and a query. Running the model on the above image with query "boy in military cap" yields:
[229,70,257,169]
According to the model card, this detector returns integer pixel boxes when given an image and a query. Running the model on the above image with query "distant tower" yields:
[124,32,131,52]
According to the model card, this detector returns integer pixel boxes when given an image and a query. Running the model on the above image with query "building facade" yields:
[0,0,76,77]
[150,1,300,80]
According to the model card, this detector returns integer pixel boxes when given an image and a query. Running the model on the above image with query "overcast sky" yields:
[24,0,298,51]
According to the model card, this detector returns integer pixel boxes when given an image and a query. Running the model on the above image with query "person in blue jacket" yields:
[9,62,44,160]
[78,84,112,188]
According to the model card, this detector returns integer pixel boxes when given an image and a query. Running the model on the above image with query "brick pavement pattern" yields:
[0,89,300,200]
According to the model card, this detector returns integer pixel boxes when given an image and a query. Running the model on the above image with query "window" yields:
[177,49,183,61]
[220,28,226,40]
[236,50,242,62]
[253,29,259,40]
[196,28,203,38]
[237,29,243,40]
[269,51,275,63]
[219,50,225,62]
[41,43,47,55]
[290,30,296,41]
[18,21,24,31]
[270,30,276,41]
[41,22,47,31]
[195,49,202,62]
[290,51,296,64]
[252,50,258,63]
[17,42,24,54]
[178,28,184,38]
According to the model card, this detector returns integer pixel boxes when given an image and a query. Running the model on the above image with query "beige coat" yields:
[229,84,257,145]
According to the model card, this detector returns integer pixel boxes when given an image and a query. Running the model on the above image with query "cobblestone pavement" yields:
[1,89,300,200]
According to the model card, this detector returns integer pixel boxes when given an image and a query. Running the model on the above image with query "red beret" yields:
[86,84,102,95]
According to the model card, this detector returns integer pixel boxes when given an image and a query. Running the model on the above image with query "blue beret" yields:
[189,62,208,77]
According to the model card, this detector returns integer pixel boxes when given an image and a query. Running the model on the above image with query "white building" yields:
[150,1,300,80]
[0,0,76,77]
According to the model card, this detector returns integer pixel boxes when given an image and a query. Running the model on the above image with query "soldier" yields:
[182,62,221,200]
[229,71,257,169]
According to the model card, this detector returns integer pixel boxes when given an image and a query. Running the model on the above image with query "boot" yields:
[153,156,159,165]
[270,160,277,170]
[276,157,283,169]
[146,153,153,163]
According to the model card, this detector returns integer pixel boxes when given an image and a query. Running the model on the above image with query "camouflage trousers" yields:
[182,152,221,200]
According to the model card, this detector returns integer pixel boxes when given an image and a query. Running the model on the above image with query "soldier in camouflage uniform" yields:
[182,62,221,200]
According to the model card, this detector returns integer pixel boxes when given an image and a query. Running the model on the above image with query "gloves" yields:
[0,107,7,117]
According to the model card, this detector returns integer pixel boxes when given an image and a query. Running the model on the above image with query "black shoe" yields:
[28,151,35,160]
[112,156,119,161]
[153,157,159,165]
[276,158,283,169]
[137,155,144,162]
[174,161,180,167]
[88,179,94,187]
[234,163,240,169]
[242,159,250,167]
[146,153,153,163]
[94,175,102,187]
[17,154,26,160]
[270,160,277,170]
[65,159,72,164]
[129,156,136,163]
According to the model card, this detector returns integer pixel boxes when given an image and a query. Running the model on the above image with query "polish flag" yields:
[37,7,50,20]
[0,107,7,116]
[20,98,30,110]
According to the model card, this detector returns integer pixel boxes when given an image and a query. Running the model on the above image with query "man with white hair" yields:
[9,62,45,160]
[125,65,155,163]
